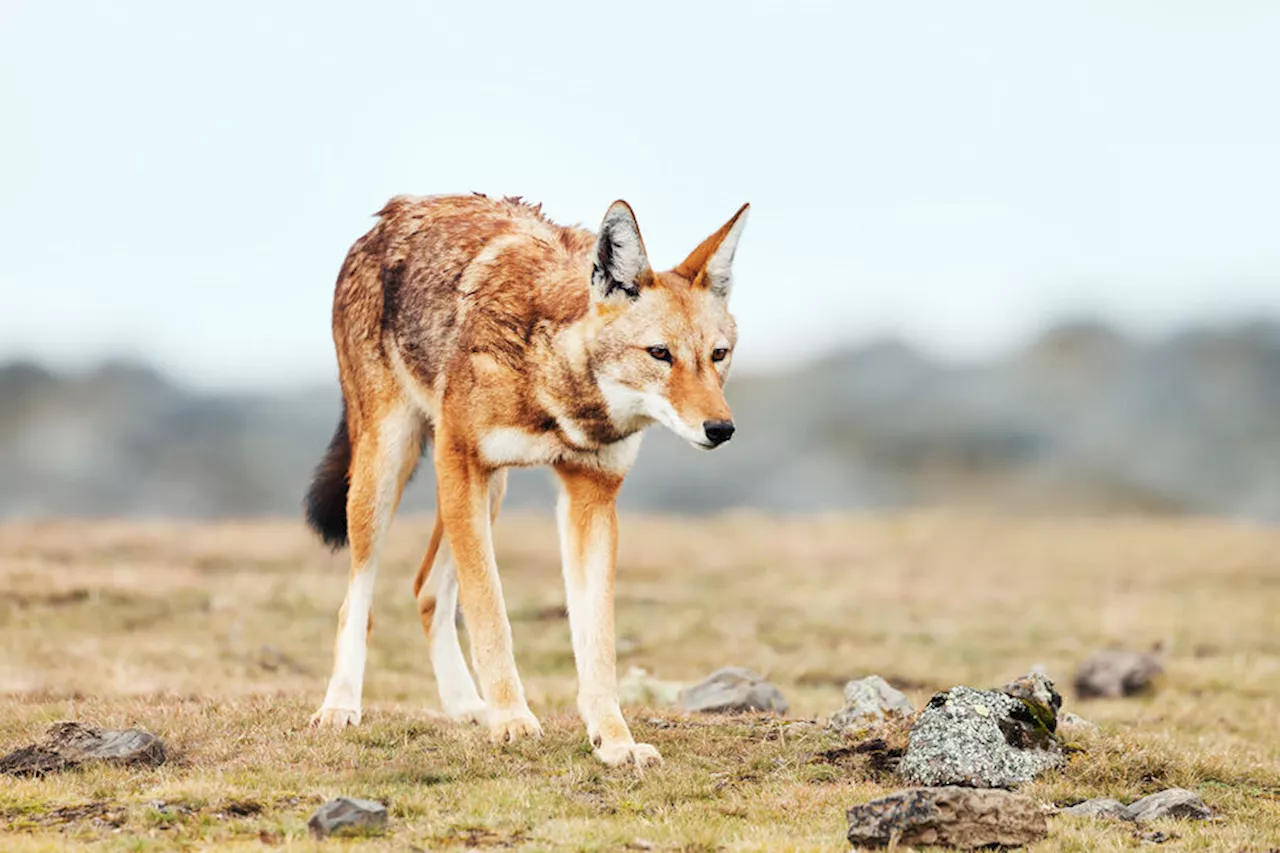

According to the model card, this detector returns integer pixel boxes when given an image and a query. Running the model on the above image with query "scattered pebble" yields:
[1058,711,1098,734]
[846,786,1048,848]
[0,722,166,776]
[830,675,914,729]
[1062,797,1130,819]
[307,797,388,838]
[1074,647,1163,699]
[1056,788,1212,823]
[678,667,788,715]
[1125,788,1211,822]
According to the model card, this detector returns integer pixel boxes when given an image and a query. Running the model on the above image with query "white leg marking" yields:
[556,485,661,768]
[426,545,486,722]
[317,567,377,724]
[312,406,418,729]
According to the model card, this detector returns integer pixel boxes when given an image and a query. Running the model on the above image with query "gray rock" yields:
[846,786,1048,848]
[1061,797,1131,819]
[1124,788,1211,822]
[678,667,788,715]
[0,721,166,776]
[1074,648,1163,698]
[830,675,913,729]
[1056,789,1210,823]
[307,797,388,838]
[1001,672,1062,732]
[897,686,1063,788]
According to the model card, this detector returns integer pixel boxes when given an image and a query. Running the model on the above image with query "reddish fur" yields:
[307,193,748,761]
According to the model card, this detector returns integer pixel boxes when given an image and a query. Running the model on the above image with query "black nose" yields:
[703,420,735,446]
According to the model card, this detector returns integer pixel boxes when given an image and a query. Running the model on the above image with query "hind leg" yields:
[414,470,507,723]
[312,403,422,728]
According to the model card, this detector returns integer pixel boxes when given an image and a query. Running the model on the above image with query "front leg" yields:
[435,434,540,743]
[554,463,661,768]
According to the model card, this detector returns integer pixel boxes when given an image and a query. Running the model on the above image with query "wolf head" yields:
[588,201,749,450]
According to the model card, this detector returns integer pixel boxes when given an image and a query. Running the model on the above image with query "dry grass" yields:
[1,511,1278,851]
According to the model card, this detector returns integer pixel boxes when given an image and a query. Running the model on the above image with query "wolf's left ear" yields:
[592,201,651,303]
[675,203,750,300]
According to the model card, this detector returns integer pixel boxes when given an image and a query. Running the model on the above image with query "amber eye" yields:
[646,346,672,363]
[711,347,730,363]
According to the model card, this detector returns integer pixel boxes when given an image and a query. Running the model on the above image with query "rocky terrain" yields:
[2,513,1277,850]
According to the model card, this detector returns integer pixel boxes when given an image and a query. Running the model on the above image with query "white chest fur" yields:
[477,427,644,474]
[478,428,566,468]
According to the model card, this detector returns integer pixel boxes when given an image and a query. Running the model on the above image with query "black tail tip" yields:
[305,490,349,550]
[304,413,352,550]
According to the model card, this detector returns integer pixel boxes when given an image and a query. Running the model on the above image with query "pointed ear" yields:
[674,203,749,300]
[591,200,651,303]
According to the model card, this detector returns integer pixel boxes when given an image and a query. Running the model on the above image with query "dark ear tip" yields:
[604,199,637,222]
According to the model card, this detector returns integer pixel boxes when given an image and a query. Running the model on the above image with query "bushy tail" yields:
[304,405,352,550]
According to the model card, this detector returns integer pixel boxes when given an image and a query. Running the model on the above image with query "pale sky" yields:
[3,1,1279,389]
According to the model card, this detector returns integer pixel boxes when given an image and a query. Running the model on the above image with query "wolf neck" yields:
[536,320,645,452]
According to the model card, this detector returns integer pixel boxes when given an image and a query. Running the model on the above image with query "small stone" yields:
[1058,711,1098,733]
[846,786,1048,848]
[618,667,684,707]
[829,675,914,729]
[897,686,1063,788]
[1124,788,1211,822]
[0,722,166,776]
[1001,671,1063,733]
[307,797,388,838]
[678,667,788,715]
[1074,648,1163,699]
[1061,798,1131,819]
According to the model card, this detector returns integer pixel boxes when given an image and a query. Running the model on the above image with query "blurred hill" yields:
[4,319,1280,521]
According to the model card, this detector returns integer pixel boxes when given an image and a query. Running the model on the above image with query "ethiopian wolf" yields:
[304,193,748,767]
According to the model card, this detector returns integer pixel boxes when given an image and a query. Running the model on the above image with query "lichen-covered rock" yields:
[1074,648,1163,698]
[1001,672,1062,733]
[1061,797,1131,819]
[846,787,1048,848]
[678,667,788,714]
[830,675,914,729]
[897,686,1063,788]
[1125,788,1211,822]
[0,722,166,776]
[307,797,388,838]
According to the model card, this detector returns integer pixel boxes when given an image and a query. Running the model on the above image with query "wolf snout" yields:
[703,420,735,447]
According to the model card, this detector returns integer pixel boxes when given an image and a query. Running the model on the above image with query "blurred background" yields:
[3,2,1280,520]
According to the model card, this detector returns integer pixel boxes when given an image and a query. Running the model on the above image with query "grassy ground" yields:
[1,511,1278,851]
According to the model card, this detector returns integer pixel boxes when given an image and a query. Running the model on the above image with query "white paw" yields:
[310,706,361,729]
[443,699,488,725]
[594,740,663,768]
[488,707,543,744]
